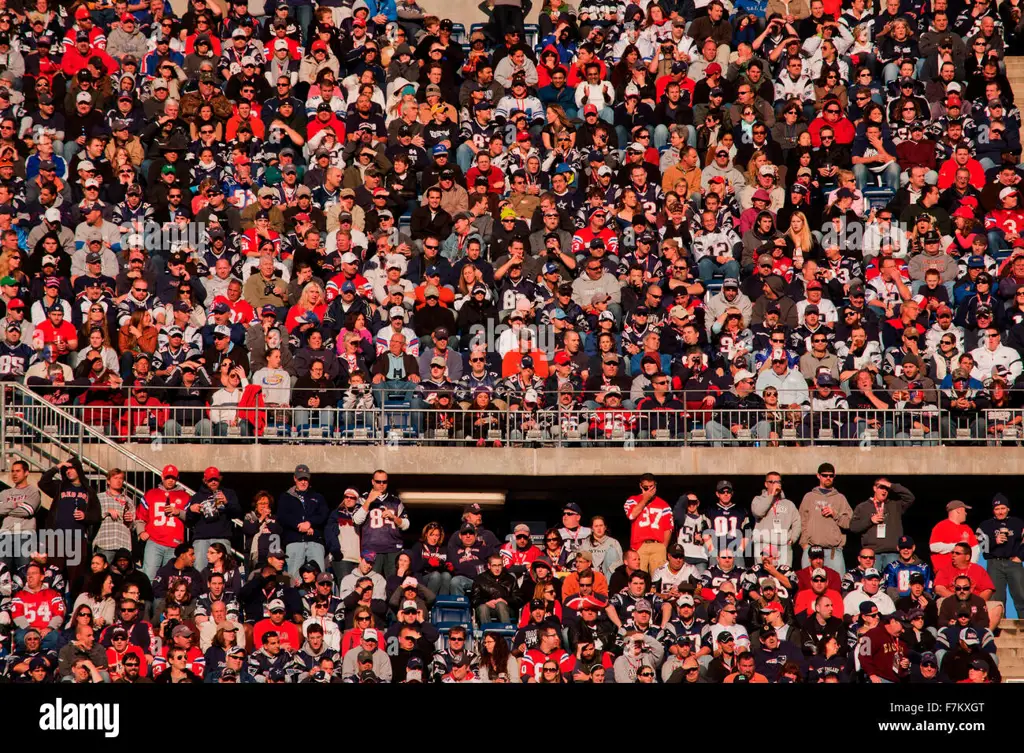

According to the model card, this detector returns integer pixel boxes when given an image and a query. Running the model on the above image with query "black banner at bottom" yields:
[7,682,1018,744]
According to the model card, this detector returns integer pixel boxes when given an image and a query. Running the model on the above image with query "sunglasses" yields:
[954,586,972,592]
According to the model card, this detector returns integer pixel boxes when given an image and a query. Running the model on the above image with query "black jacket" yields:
[470,569,520,609]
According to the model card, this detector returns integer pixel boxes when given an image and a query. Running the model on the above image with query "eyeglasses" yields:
[638,671,655,677]
[355,616,371,622]
[859,554,875,559]
[954,586,972,592]
[449,636,465,642]
[372,478,387,485]
[545,537,560,542]
[819,472,834,478]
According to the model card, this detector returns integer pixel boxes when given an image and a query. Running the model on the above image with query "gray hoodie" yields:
[750,490,801,566]
[704,288,754,334]
[798,486,852,550]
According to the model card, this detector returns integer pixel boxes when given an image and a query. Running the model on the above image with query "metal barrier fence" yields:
[4,384,1023,448]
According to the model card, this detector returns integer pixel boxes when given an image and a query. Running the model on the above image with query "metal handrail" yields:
[1,383,195,499]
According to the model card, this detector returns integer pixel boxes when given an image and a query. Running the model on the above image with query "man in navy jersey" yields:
[352,470,410,577]
[703,480,751,568]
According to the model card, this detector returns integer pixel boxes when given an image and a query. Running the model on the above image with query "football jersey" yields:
[675,511,711,562]
[11,587,66,630]
[741,563,795,600]
[520,648,573,681]
[137,487,191,548]
[882,560,934,597]
[705,503,751,553]
[353,493,408,555]
[700,565,746,596]
[624,494,674,551]
[699,622,750,653]
[0,342,33,380]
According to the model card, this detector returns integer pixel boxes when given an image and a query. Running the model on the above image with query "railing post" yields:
[0,385,6,473]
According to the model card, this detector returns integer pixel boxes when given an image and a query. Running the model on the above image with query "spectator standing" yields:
[276,464,330,573]
[798,463,852,573]
[849,478,916,571]
[624,474,674,575]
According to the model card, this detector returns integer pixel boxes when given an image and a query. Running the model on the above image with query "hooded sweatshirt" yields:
[39,459,100,535]
[798,486,852,550]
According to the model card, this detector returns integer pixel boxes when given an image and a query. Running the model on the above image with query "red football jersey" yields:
[11,587,66,629]
[137,487,191,548]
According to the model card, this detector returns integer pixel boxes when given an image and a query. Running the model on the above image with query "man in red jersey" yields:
[136,465,191,581]
[624,473,674,575]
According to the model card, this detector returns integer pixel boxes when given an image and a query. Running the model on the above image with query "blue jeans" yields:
[988,229,1008,253]
[163,418,213,442]
[874,552,898,571]
[853,162,900,192]
[422,570,452,596]
[450,575,474,597]
[193,538,232,571]
[294,409,333,436]
[801,546,845,573]
[697,257,740,283]
[286,540,326,574]
[456,143,476,173]
[142,540,177,580]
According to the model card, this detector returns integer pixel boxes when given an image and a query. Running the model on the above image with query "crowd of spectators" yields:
[0,465,1019,684]
[1,0,1024,445]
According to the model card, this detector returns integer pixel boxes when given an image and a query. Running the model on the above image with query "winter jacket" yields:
[470,569,520,609]
[276,485,330,547]
[849,483,915,554]
[185,485,242,541]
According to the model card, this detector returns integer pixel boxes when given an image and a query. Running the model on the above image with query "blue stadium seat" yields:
[452,23,467,44]
[524,24,539,48]
[863,185,894,210]
[430,595,471,627]
[479,622,517,636]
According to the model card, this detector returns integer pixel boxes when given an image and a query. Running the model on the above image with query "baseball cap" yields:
[946,500,971,512]
[897,536,915,549]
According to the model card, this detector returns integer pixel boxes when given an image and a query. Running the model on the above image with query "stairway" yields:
[1,383,193,501]
[1007,58,1024,107]
[995,619,1024,682]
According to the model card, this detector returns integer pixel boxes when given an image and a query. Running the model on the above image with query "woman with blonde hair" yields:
[117,308,158,377]
[786,211,817,271]
[453,264,487,311]
[744,150,768,186]
[285,281,329,334]
[541,105,574,151]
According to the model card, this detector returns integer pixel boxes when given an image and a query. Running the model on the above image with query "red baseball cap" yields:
[162,464,178,479]
[203,466,222,481]
[75,6,90,19]
[516,131,531,143]
[554,351,571,366]
[583,104,598,116]
[6,297,23,308]
[311,40,328,53]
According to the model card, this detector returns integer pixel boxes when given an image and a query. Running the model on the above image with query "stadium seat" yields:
[524,24,539,48]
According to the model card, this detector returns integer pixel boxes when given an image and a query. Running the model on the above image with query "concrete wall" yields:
[46,442,1024,477]
[178,0,534,27]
